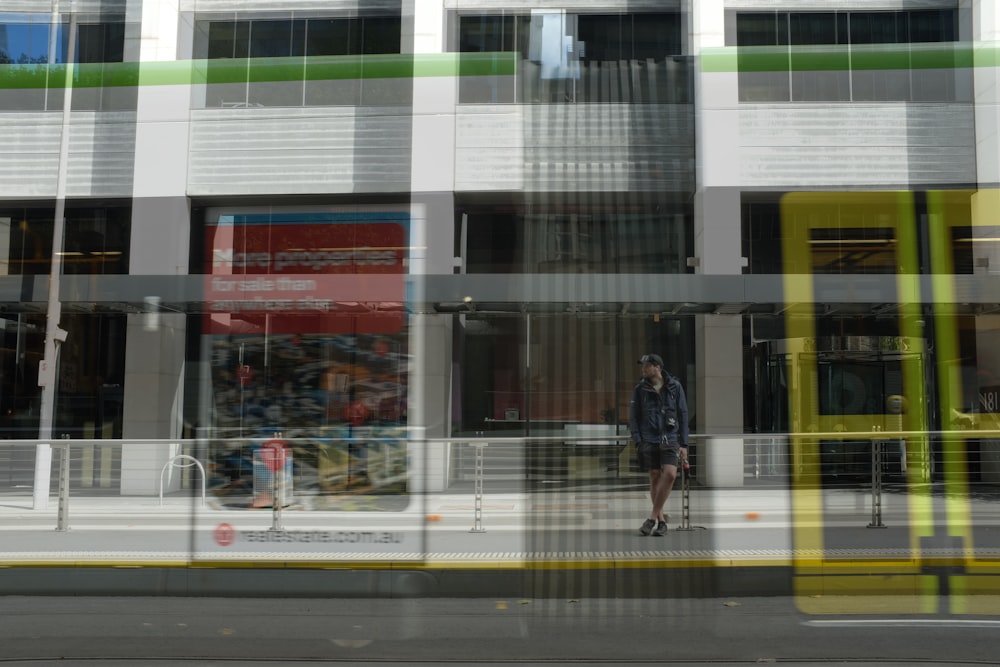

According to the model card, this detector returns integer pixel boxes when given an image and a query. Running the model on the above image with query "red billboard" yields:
[204,213,408,334]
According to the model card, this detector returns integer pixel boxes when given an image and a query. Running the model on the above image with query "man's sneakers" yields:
[639,518,668,536]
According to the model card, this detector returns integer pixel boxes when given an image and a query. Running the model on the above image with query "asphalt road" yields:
[1,596,998,664]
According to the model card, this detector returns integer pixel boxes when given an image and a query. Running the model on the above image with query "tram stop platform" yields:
[1,478,999,599]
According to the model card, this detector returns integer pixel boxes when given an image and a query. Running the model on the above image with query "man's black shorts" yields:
[637,440,680,472]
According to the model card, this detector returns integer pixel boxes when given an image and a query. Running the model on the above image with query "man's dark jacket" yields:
[629,374,689,447]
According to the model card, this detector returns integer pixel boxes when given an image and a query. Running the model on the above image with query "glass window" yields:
[457,12,684,104]
[6,209,53,275]
[452,311,694,469]
[0,15,128,112]
[1,204,130,276]
[247,20,304,107]
[736,12,788,47]
[77,22,125,63]
[909,9,956,43]
[207,20,250,59]
[734,9,961,103]
[631,14,682,61]
[736,13,790,102]
[304,19,360,106]
[850,12,906,45]
[72,22,132,111]
[306,19,356,57]
[248,20,300,58]
[0,17,55,63]
[361,17,401,55]
[577,15,624,62]
[789,13,849,102]
[56,314,127,439]
[0,313,45,438]
[195,16,402,109]
[458,200,691,274]
[62,206,131,276]
[457,15,522,104]
[203,20,251,108]
[789,13,845,46]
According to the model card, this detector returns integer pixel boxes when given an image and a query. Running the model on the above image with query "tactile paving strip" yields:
[2,546,999,564]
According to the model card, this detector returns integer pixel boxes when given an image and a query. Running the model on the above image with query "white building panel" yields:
[187,107,412,194]
[737,104,976,187]
[0,113,135,198]
[455,104,694,192]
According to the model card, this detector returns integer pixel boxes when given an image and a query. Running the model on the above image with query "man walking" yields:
[629,353,689,536]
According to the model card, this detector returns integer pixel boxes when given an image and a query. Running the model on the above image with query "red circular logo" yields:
[214,522,236,547]
[260,439,286,472]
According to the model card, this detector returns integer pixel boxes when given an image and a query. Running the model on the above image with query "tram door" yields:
[754,338,922,481]
[781,191,1000,616]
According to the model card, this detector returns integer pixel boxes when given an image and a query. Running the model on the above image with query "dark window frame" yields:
[732,9,965,103]
[194,14,403,109]
[454,11,686,105]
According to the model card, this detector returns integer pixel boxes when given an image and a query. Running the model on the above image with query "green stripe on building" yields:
[702,43,977,73]
[0,52,518,90]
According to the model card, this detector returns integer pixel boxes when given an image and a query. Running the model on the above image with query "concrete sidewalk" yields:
[1,483,999,597]
[1,483,998,552]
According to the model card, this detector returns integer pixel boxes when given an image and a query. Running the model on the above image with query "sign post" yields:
[261,438,286,531]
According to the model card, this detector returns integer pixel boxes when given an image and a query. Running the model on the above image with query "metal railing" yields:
[1,430,999,533]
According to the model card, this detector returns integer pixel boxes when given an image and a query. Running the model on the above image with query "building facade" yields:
[1,0,998,497]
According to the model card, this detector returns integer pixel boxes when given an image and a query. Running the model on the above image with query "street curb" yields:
[0,564,795,599]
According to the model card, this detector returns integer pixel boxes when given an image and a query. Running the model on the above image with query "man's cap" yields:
[638,353,664,367]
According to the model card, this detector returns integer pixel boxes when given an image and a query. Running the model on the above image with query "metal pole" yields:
[868,433,886,529]
[675,462,704,531]
[679,463,691,529]
[470,434,486,533]
[754,438,760,479]
[56,435,70,531]
[271,432,283,532]
[35,0,76,510]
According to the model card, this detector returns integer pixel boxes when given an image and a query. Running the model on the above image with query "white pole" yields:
[35,0,76,510]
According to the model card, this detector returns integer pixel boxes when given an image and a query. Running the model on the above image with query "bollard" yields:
[868,434,887,529]
[56,435,70,532]
[265,432,285,532]
[675,462,705,532]
[470,433,487,533]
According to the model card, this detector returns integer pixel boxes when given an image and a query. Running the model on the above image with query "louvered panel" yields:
[0,114,62,159]
[455,106,525,191]
[189,113,358,152]
[456,103,694,192]
[188,107,411,194]
[455,148,527,191]
[67,113,136,197]
[351,111,413,191]
[188,152,359,195]
[0,155,59,197]
[455,106,524,147]
[740,104,976,187]
[0,113,135,198]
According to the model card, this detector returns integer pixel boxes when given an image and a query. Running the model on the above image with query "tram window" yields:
[818,361,897,416]
[952,226,1000,275]
[809,227,897,274]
